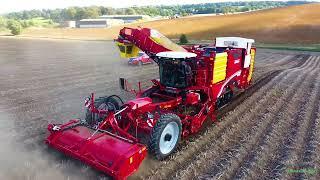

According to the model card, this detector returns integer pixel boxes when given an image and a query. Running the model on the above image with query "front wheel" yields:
[149,113,182,160]
[85,96,122,125]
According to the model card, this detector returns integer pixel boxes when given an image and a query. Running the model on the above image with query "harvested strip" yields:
[241,57,320,180]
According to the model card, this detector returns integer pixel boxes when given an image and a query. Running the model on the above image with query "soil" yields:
[0,37,319,179]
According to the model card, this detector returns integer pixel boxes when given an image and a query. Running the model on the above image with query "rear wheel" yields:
[85,96,122,125]
[149,113,182,160]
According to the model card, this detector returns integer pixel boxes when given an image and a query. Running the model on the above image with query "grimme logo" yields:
[286,164,318,175]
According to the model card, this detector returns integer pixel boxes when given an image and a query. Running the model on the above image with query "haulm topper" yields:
[46,27,256,179]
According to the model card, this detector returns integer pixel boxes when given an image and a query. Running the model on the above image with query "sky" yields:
[0,0,317,14]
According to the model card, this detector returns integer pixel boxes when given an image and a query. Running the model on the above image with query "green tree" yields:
[125,8,136,15]
[2,1,310,22]
[222,6,231,14]
[19,20,29,28]
[47,19,54,25]
[0,16,7,29]
[103,7,116,15]
[66,7,77,20]
[7,20,22,35]
[50,9,63,22]
[75,8,86,20]
[84,7,100,18]
[28,19,35,26]
[240,7,250,12]
[115,9,125,15]
[22,10,31,19]
[179,34,188,44]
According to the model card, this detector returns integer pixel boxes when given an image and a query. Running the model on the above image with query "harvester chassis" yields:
[46,27,256,180]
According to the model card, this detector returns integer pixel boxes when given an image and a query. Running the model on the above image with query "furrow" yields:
[210,61,320,180]
[277,56,320,180]
[233,56,318,179]
[309,105,320,180]
[172,56,318,180]
[241,57,320,180]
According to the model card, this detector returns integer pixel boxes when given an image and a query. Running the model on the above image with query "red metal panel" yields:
[46,125,147,180]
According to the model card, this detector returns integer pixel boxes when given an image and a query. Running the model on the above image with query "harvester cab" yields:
[156,51,197,89]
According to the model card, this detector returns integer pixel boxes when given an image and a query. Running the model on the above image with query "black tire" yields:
[149,113,182,160]
[225,90,233,102]
[216,87,233,109]
[85,96,121,125]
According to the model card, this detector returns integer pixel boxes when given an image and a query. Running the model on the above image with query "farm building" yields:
[61,21,76,28]
[78,19,124,28]
[99,15,150,23]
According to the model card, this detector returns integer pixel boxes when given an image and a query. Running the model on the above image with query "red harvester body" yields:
[46,27,256,179]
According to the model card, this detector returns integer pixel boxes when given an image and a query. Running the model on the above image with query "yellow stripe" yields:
[212,52,228,84]
[247,49,256,82]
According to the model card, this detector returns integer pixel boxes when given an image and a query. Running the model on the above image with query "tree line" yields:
[4,1,309,22]
[0,1,310,35]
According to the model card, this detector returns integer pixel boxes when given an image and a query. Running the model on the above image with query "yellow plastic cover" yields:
[116,42,140,58]
[247,49,256,82]
[212,52,228,84]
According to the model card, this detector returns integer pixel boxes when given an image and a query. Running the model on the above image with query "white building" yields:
[62,21,76,28]
[99,15,150,23]
[78,19,124,28]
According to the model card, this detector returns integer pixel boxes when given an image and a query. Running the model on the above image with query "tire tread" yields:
[149,113,182,160]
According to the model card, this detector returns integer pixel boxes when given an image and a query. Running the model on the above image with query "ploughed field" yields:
[0,38,319,179]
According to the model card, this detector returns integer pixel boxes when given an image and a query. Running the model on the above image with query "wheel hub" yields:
[159,121,179,155]
[164,134,172,141]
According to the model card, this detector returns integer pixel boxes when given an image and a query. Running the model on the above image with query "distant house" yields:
[99,15,150,23]
[61,21,76,28]
[169,14,180,19]
[78,19,124,28]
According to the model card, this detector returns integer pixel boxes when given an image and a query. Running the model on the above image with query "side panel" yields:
[247,48,256,82]
[226,49,242,78]
[212,52,228,84]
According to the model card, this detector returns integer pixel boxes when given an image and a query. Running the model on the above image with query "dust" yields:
[0,112,90,180]
[129,155,159,179]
